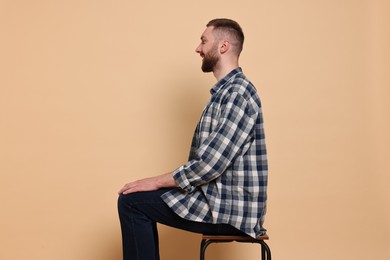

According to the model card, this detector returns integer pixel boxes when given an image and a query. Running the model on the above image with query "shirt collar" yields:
[210,67,243,95]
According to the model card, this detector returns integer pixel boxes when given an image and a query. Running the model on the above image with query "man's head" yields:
[196,18,245,73]
[206,18,244,56]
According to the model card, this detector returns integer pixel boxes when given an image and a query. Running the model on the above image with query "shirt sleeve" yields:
[173,92,256,193]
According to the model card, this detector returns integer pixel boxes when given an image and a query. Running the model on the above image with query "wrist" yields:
[156,172,176,188]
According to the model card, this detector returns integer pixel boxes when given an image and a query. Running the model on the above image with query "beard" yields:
[201,48,219,73]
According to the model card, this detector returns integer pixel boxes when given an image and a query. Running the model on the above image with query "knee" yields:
[117,194,129,215]
[117,193,138,215]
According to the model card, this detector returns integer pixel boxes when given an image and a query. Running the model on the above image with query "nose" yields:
[195,44,201,53]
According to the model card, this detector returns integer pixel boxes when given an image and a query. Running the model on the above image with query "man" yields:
[118,18,268,260]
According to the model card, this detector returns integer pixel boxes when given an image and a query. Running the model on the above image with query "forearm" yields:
[156,172,178,189]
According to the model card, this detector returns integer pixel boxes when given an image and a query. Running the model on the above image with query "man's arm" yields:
[172,92,256,193]
[118,172,178,195]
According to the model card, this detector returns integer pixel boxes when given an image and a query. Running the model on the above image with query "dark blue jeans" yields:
[117,188,245,260]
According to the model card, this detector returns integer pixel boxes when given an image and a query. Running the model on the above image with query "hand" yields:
[118,176,160,195]
[118,172,177,195]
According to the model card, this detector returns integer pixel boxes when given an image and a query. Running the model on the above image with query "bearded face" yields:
[201,43,219,73]
[196,26,221,73]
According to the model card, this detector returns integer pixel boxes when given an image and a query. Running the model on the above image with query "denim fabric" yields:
[118,188,245,260]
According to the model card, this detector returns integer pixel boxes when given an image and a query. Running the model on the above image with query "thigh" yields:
[118,188,245,236]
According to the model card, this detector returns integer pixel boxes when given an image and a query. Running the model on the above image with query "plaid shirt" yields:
[161,67,268,238]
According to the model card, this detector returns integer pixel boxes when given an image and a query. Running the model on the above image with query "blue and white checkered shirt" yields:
[161,67,268,238]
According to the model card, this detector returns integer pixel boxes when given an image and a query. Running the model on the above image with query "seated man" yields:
[118,18,268,260]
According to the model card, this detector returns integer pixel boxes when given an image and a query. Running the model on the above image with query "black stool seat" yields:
[200,234,271,260]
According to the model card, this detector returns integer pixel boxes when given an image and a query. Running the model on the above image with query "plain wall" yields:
[1,0,389,259]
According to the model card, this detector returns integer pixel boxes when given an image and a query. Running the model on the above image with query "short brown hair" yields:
[206,18,245,55]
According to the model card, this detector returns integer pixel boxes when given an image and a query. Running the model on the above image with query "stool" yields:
[200,234,271,260]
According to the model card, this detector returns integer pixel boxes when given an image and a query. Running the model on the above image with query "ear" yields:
[219,40,231,54]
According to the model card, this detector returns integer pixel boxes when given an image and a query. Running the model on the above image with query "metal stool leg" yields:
[200,237,271,260]
[200,239,213,260]
[259,241,272,260]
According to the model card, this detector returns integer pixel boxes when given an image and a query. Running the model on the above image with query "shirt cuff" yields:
[172,166,196,193]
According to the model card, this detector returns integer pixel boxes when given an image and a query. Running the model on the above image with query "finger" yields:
[122,188,132,195]
[118,183,132,194]
[122,185,139,195]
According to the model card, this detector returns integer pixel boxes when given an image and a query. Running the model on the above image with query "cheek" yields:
[202,46,211,55]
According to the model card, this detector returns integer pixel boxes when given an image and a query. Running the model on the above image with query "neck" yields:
[212,58,239,81]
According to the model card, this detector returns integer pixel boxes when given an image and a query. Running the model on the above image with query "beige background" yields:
[1,0,389,259]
